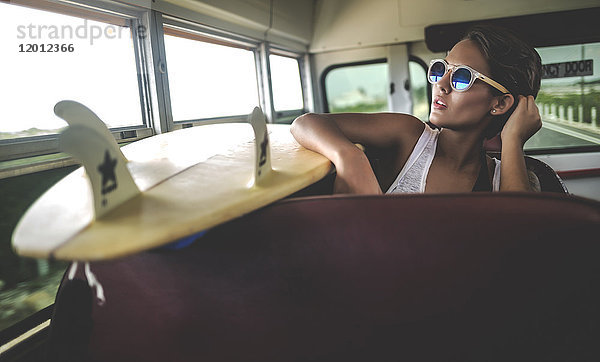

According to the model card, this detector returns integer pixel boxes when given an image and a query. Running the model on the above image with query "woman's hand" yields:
[498,95,541,192]
[501,95,542,146]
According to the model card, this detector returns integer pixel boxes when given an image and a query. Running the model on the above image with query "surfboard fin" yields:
[55,100,127,160]
[56,101,140,219]
[248,107,272,186]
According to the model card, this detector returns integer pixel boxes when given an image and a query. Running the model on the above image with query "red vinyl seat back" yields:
[50,193,600,361]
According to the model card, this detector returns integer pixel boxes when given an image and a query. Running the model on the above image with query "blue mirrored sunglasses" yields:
[427,59,509,94]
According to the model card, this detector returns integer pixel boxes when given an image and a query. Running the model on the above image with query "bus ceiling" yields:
[425,7,600,52]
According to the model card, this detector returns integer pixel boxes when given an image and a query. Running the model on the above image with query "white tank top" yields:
[386,125,501,194]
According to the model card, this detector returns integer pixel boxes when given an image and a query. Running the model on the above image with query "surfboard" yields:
[12,101,333,261]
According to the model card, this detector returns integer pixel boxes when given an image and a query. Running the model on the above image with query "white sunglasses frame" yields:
[427,59,510,94]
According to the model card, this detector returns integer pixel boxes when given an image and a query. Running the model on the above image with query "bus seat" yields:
[487,151,568,193]
[524,155,568,192]
[48,193,600,362]
[485,134,567,193]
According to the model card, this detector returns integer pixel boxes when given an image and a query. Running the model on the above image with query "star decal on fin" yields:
[98,150,118,197]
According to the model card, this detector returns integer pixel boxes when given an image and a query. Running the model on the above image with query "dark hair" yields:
[462,24,542,139]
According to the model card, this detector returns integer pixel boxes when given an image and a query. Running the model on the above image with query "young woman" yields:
[291,25,543,195]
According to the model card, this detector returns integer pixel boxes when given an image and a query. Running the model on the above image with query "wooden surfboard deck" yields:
[12,122,332,261]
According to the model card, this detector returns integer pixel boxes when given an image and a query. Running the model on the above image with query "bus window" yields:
[163,31,259,122]
[269,54,304,113]
[409,58,430,122]
[0,2,144,141]
[526,42,600,151]
[1,0,144,335]
[323,60,390,113]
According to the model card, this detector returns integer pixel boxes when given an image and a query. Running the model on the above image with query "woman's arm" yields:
[499,95,542,191]
[290,112,423,194]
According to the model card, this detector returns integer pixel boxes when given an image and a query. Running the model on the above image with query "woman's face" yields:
[429,39,497,133]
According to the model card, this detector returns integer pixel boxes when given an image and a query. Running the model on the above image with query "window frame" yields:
[523,42,600,155]
[268,47,307,123]
[0,0,154,163]
[160,16,262,129]
[159,16,308,127]
[408,55,432,121]
[320,58,388,113]
[0,305,53,356]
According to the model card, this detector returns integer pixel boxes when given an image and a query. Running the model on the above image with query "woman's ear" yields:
[490,94,514,115]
